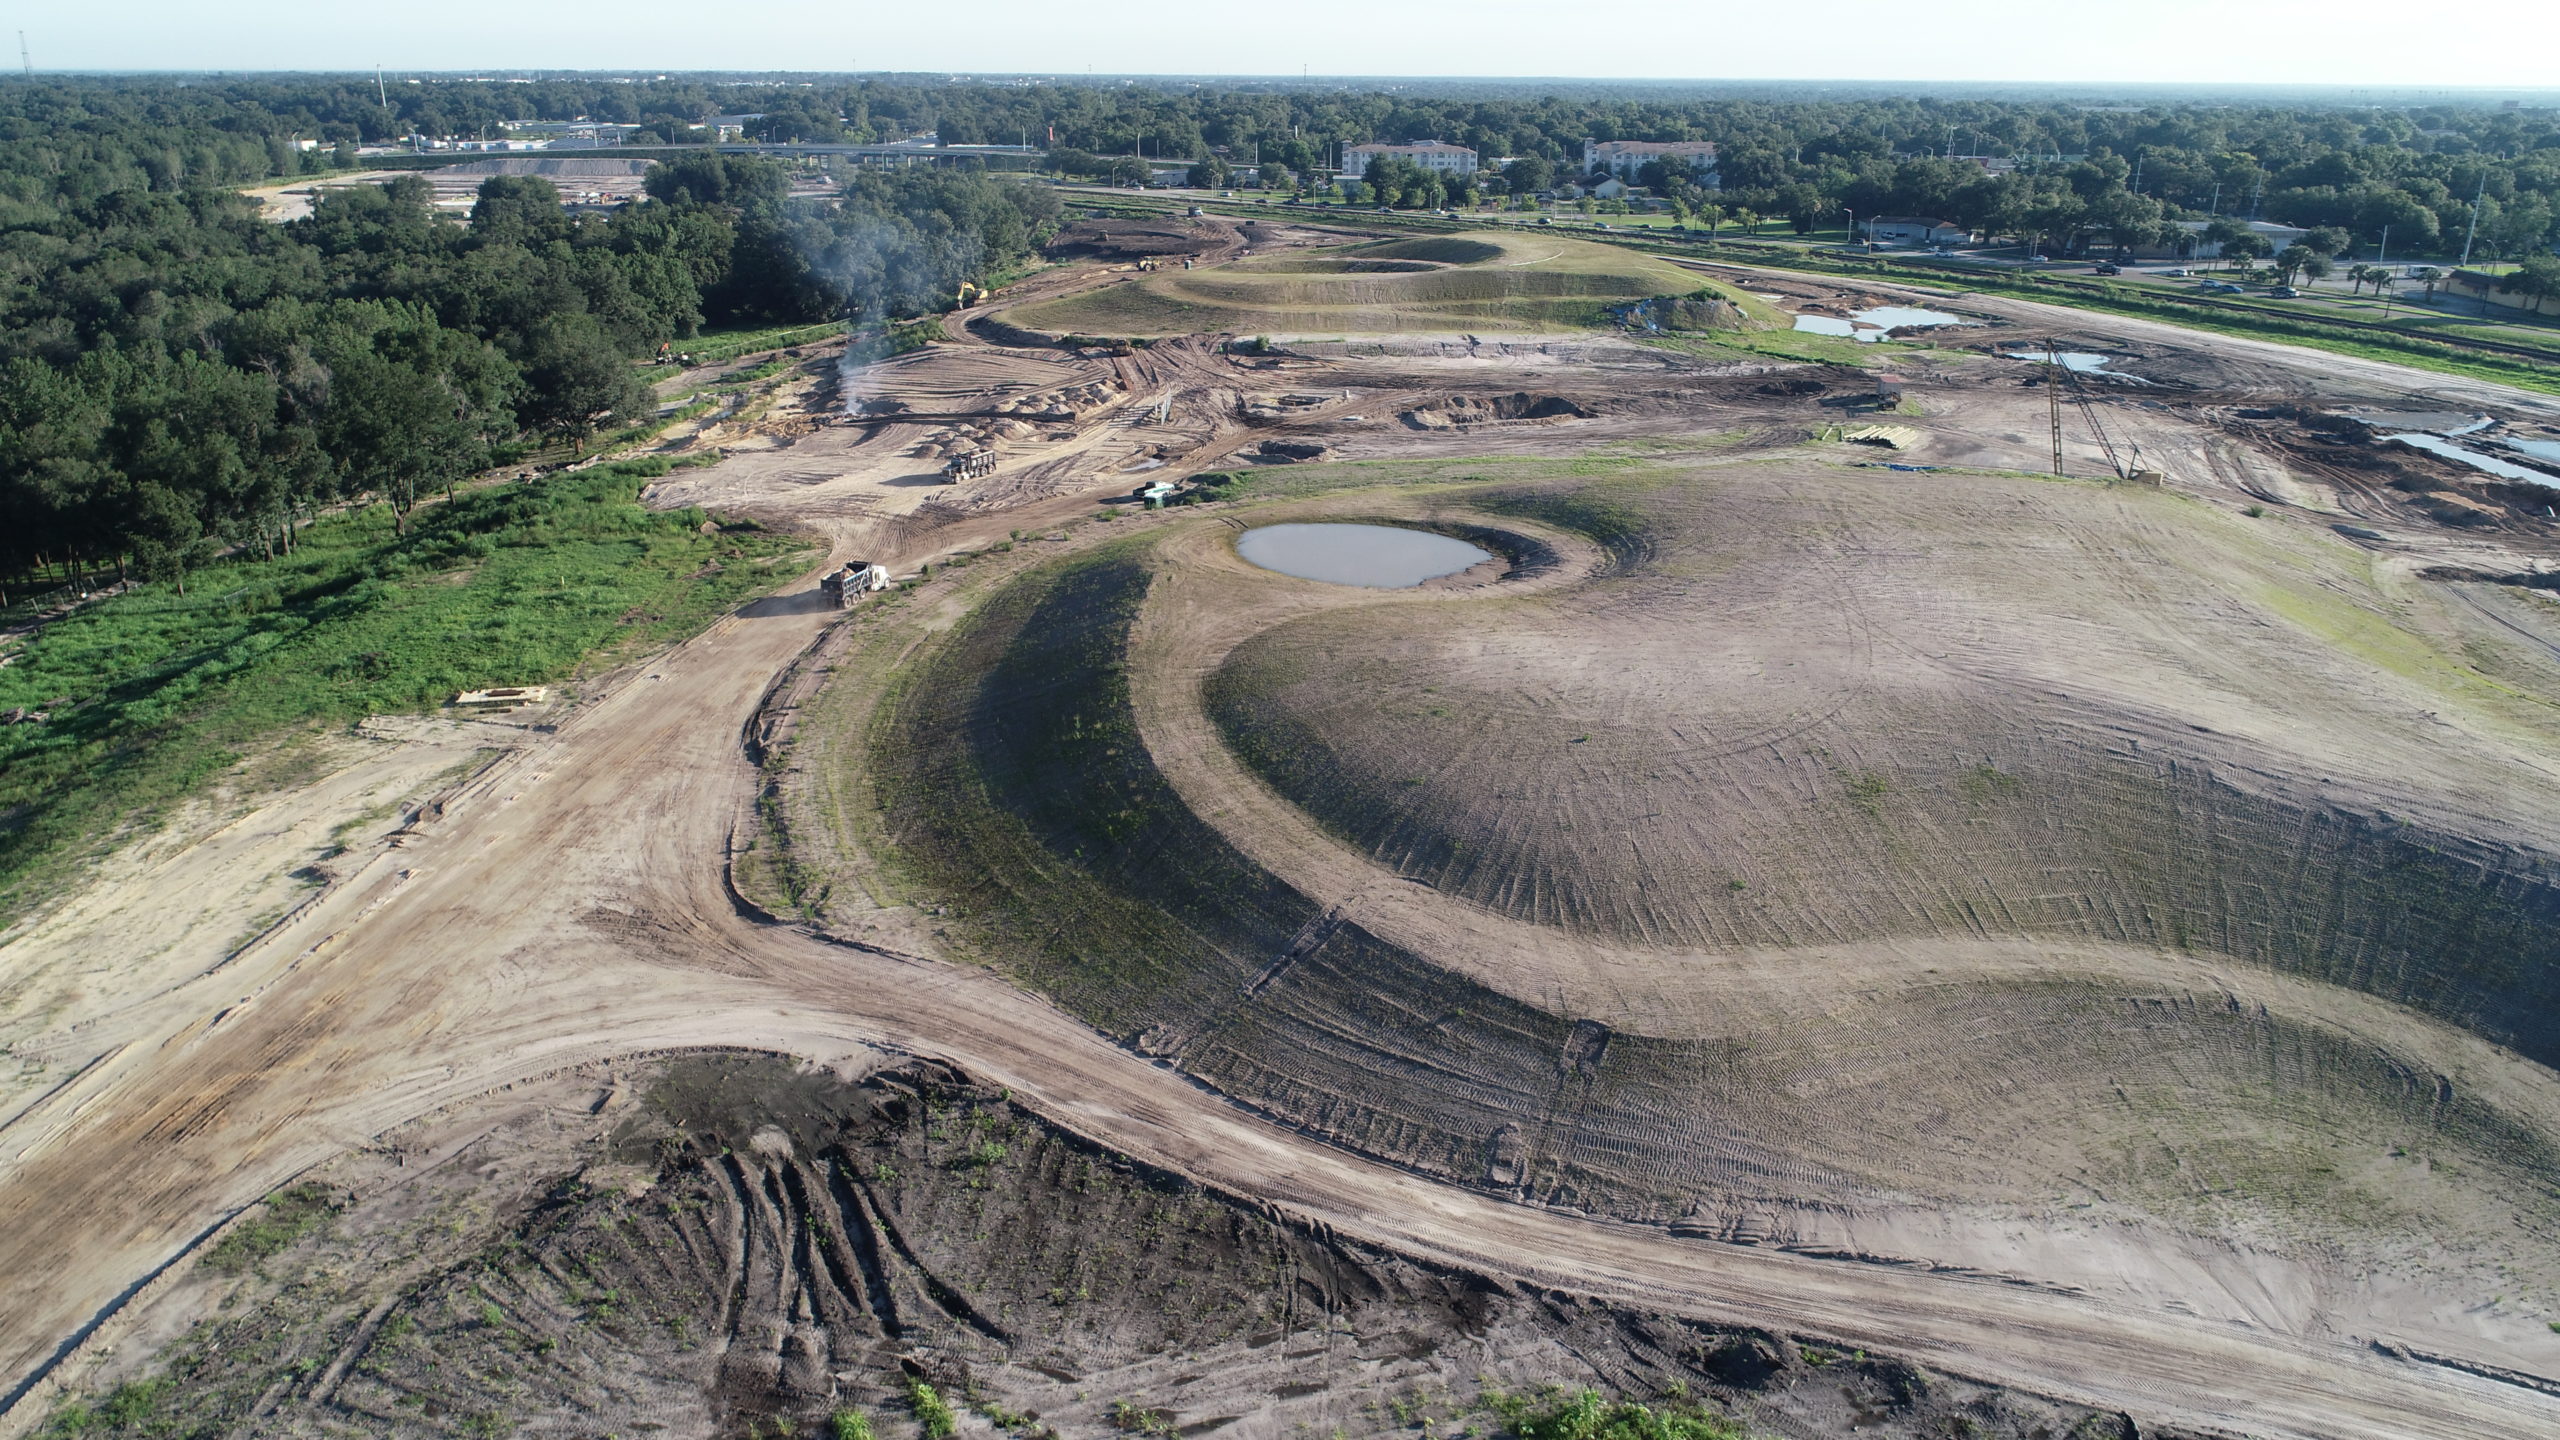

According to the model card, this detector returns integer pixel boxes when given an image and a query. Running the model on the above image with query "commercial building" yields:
[2164,219,2309,258]
[1582,140,1720,186]
[1866,216,1968,247]
[2443,269,2560,319]
[1340,141,1481,177]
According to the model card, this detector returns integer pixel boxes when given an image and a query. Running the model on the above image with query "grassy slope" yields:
[0,457,812,918]
[841,479,2560,1246]
[1012,231,1728,337]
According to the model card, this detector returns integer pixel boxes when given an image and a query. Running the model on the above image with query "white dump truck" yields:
[821,561,891,608]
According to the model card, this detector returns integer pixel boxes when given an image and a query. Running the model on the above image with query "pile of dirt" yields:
[1255,438,1330,462]
[38,1055,2146,1440]
[1402,393,1596,429]
[998,379,1122,417]
[1046,217,1236,261]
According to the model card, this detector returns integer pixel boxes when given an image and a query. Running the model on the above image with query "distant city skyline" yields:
[21,0,2559,92]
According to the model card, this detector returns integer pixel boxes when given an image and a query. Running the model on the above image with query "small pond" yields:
[1792,305,1974,343]
[1236,523,1494,588]
[2498,437,2560,467]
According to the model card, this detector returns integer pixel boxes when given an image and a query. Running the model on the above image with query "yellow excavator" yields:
[955,280,991,307]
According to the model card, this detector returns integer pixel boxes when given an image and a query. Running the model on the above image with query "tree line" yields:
[0,97,1054,593]
[1048,93,2558,264]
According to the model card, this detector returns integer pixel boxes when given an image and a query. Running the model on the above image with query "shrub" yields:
[1488,1386,1745,1440]
[908,1381,958,1440]
[200,1183,337,1274]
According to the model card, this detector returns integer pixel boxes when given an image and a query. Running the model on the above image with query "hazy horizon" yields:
[24,0,2559,92]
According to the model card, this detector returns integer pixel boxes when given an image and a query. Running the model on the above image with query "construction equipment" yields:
[821,562,891,607]
[942,449,997,483]
[955,280,991,307]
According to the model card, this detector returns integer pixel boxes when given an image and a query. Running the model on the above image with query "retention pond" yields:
[1236,523,1493,588]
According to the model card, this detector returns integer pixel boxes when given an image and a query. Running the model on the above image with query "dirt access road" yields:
[3,326,2559,1436]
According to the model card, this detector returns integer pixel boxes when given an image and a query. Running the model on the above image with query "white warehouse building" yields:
[1340,141,1481,176]
[1582,139,1721,187]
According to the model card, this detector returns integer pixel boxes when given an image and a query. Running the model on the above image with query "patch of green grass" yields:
[0,456,813,920]
[1109,1400,1180,1437]
[1487,1385,1745,1440]
[676,320,846,368]
[33,1379,175,1439]
[908,1380,958,1440]
[831,1412,877,1440]
[201,1182,338,1275]
[1958,763,2025,803]
[1844,771,1890,815]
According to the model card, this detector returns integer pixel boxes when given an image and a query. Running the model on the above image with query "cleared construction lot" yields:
[5,218,2560,1440]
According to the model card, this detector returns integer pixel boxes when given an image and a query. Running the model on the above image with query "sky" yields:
[23,0,2560,91]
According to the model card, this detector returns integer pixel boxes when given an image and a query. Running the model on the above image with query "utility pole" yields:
[376,65,389,111]
[18,32,29,79]
[2207,181,2220,218]
[2458,171,2487,269]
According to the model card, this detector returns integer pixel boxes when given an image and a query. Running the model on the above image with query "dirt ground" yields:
[40,1053,2156,1440]
[5,234,2560,1439]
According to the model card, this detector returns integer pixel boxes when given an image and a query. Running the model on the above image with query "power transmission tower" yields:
[19,32,30,79]
[2047,351,2065,476]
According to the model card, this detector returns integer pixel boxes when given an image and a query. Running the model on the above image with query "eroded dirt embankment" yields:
[36,1055,2146,1440]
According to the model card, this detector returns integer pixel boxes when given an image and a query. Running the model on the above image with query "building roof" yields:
[2174,219,2305,235]
[1587,139,1720,157]
[1345,141,1476,155]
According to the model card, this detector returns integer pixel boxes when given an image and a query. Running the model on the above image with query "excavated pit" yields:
[1402,394,1598,429]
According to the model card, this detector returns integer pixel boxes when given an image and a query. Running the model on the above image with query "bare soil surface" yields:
[7,232,2560,1440]
[34,1053,2155,1440]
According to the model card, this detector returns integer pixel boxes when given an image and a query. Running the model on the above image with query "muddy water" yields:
[2388,433,2558,487]
[1236,523,1492,588]
[2003,350,2152,384]
[1793,305,1973,343]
